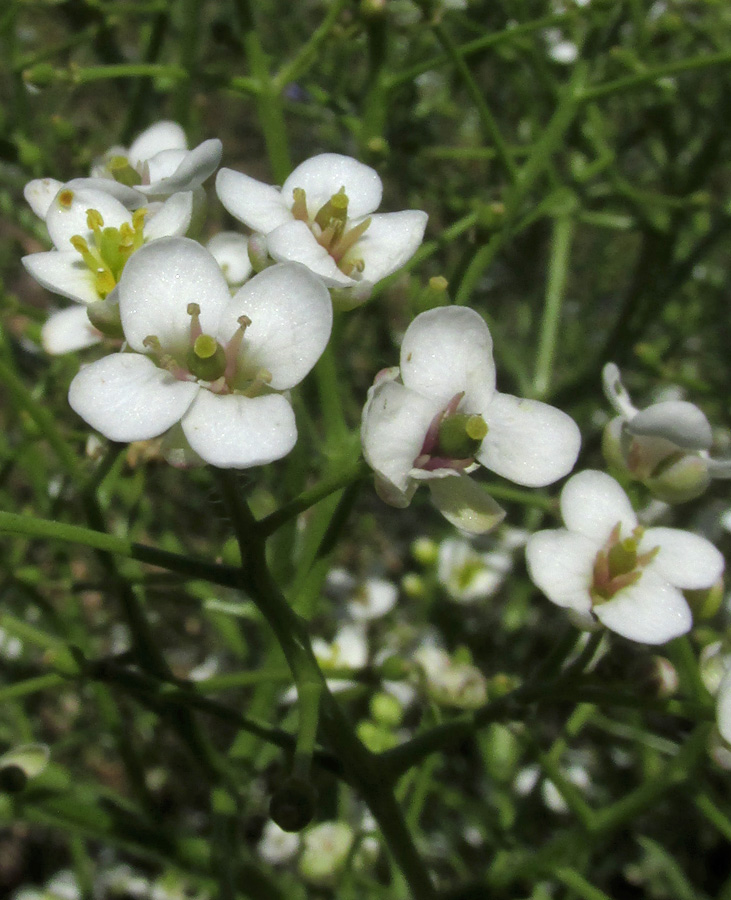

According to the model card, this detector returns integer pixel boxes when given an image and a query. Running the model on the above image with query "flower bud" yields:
[87,295,124,339]
[269,776,317,833]
[0,743,50,792]
[647,453,711,504]
[685,579,724,621]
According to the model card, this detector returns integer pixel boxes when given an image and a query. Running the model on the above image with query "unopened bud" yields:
[269,777,317,833]
[87,295,123,339]
[685,579,724,621]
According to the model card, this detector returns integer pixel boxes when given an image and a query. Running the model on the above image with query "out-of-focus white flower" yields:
[437,537,513,602]
[22,184,192,354]
[206,231,252,289]
[257,820,301,865]
[526,470,724,644]
[602,363,731,502]
[68,237,332,468]
[216,153,427,298]
[700,642,731,747]
[541,764,591,814]
[347,577,398,620]
[544,29,579,64]
[413,644,488,709]
[313,624,369,693]
[299,822,355,886]
[361,306,581,533]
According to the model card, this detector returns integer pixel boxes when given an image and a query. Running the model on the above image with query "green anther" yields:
[291,187,309,221]
[186,336,227,382]
[108,154,142,187]
[437,413,487,460]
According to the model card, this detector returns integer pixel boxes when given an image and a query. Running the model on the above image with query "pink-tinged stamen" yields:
[224,314,251,382]
[419,392,465,457]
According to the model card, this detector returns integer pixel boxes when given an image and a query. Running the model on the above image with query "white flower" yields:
[602,362,731,502]
[525,470,724,644]
[257,820,301,865]
[437,537,513,602]
[216,153,427,295]
[360,306,581,533]
[347,577,398,620]
[68,237,332,468]
[299,822,354,886]
[22,183,192,354]
[413,644,488,709]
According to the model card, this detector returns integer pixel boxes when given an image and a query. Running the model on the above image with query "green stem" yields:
[173,0,203,126]
[273,0,349,90]
[532,215,575,398]
[554,868,613,900]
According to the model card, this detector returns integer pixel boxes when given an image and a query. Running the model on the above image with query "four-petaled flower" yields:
[361,306,581,533]
[68,237,332,468]
[525,470,725,644]
[216,153,427,297]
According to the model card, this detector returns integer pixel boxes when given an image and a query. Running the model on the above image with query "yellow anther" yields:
[58,189,74,209]
[70,235,89,254]
[187,303,201,316]
[132,208,147,232]
[87,208,105,231]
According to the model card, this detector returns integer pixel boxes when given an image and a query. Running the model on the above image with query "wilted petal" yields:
[267,220,353,286]
[144,190,193,240]
[220,262,332,390]
[358,211,428,284]
[628,401,713,450]
[46,187,131,249]
[181,390,297,468]
[560,470,637,544]
[594,569,691,644]
[41,306,101,355]
[281,154,382,219]
[128,120,187,166]
[118,237,231,355]
[139,139,223,196]
[478,392,581,487]
[22,251,97,305]
[24,178,62,218]
[69,353,199,441]
[215,168,292,233]
[525,529,595,614]
[361,379,442,495]
[429,474,506,534]
[642,527,724,589]
[400,306,496,410]
[207,231,252,286]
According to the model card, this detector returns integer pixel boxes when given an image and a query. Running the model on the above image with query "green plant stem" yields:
[554,867,613,900]
[173,0,202,125]
[273,0,349,90]
[532,214,575,398]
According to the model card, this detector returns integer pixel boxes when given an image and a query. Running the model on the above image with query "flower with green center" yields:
[22,184,192,355]
[68,237,332,469]
[526,470,724,644]
[216,153,427,299]
[361,306,581,533]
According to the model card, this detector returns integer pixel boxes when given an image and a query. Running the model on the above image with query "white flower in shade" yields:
[437,537,513,603]
[413,644,488,709]
[299,822,354,886]
[216,153,427,296]
[602,362,731,502]
[257,820,301,866]
[68,237,332,468]
[22,184,192,354]
[361,306,581,533]
[206,231,252,289]
[347,577,398,621]
[525,470,725,644]
[700,642,731,747]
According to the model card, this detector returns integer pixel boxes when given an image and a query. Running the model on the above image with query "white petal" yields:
[477,393,581,487]
[41,306,101,355]
[361,378,442,494]
[66,176,146,209]
[206,231,252,286]
[429,475,506,534]
[400,306,496,410]
[24,178,62,218]
[717,671,731,744]
[215,168,292,233]
[46,187,131,249]
[525,530,595,614]
[357,211,428,284]
[139,139,223,196]
[181,391,297,468]
[220,262,332,389]
[22,251,97,305]
[642,527,724,589]
[628,401,713,450]
[144,190,193,240]
[594,569,691,644]
[118,237,231,355]
[560,470,637,543]
[602,362,637,418]
[127,121,187,166]
[281,154,382,219]
[69,353,199,441]
[267,220,353,287]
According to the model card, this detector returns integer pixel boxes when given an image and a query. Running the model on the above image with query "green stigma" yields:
[438,414,487,460]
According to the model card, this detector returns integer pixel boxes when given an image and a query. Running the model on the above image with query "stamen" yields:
[242,367,273,397]
[291,187,309,221]
[58,189,74,209]
[330,216,371,263]
[224,314,252,381]
[314,186,349,231]
[187,303,202,342]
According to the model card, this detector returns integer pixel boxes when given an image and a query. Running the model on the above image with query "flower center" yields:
[414,392,487,472]
[143,304,272,396]
[590,522,659,604]
[107,154,143,187]
[290,186,371,277]
[70,207,147,299]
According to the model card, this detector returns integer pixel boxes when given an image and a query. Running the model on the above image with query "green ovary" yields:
[438,413,487,460]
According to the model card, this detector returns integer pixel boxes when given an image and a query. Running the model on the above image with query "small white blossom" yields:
[437,537,513,602]
[526,470,724,644]
[361,306,581,533]
[347,577,398,620]
[413,644,488,709]
[216,153,427,297]
[257,820,301,865]
[68,237,332,468]
[299,822,355,886]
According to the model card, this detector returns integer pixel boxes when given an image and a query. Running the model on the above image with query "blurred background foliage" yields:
[1,0,731,898]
